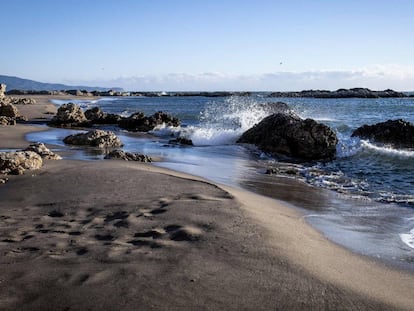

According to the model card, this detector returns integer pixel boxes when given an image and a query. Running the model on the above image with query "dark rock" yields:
[169,137,193,146]
[48,103,88,127]
[84,106,121,124]
[0,102,20,118]
[104,150,152,162]
[237,113,338,161]
[352,119,414,148]
[63,130,123,148]
[268,88,407,99]
[119,111,180,132]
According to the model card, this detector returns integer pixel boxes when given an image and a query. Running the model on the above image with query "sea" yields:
[26,94,414,271]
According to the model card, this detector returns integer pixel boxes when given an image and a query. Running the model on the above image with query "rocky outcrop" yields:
[84,106,121,124]
[0,151,43,175]
[104,150,152,162]
[49,103,88,127]
[119,111,180,132]
[63,130,123,148]
[0,116,16,126]
[237,113,338,161]
[269,88,407,99]
[23,142,62,160]
[0,84,6,99]
[352,119,414,148]
[0,102,20,118]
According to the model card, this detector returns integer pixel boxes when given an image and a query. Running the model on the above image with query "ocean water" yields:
[27,95,414,270]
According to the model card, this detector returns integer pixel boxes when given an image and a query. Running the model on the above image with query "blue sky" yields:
[1,0,414,91]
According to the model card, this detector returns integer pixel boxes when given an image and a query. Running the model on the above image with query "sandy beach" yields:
[0,96,413,310]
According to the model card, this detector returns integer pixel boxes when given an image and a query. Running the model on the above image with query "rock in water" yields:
[49,103,88,127]
[237,113,338,161]
[352,119,414,149]
[84,106,121,124]
[23,143,62,160]
[104,150,152,162]
[63,130,123,148]
[119,111,180,132]
[0,151,43,175]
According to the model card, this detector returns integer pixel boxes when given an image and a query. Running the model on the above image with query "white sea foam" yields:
[400,228,414,250]
[361,140,414,158]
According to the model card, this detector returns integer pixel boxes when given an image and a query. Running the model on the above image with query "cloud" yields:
[67,65,414,91]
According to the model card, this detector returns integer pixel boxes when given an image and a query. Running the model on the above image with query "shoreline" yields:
[1,95,413,309]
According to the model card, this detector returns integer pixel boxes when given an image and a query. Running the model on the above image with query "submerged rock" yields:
[0,151,43,175]
[104,150,152,162]
[352,119,414,149]
[49,103,88,127]
[23,142,62,160]
[237,113,338,161]
[63,130,123,148]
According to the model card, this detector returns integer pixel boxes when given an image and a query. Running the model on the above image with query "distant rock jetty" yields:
[268,88,407,98]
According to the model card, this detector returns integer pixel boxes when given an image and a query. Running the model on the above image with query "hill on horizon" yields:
[0,75,123,92]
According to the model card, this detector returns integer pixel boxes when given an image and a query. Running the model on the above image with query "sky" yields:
[1,0,414,91]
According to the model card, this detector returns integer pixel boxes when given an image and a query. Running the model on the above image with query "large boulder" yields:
[352,119,414,148]
[104,150,152,162]
[0,102,20,118]
[0,151,43,175]
[119,111,180,132]
[84,106,121,124]
[237,113,338,161]
[49,103,88,127]
[23,142,62,160]
[63,130,123,148]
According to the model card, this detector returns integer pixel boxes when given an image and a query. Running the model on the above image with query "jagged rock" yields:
[84,106,121,124]
[119,111,180,132]
[237,113,338,161]
[0,102,20,118]
[23,143,62,160]
[8,97,36,105]
[63,130,123,148]
[0,116,16,126]
[104,150,152,162]
[0,151,43,175]
[0,84,6,99]
[169,137,193,146]
[352,119,414,148]
[49,103,88,127]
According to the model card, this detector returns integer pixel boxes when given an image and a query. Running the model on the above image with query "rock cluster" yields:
[104,150,152,162]
[237,113,338,161]
[49,103,88,127]
[0,151,43,175]
[118,111,180,132]
[269,88,406,99]
[63,130,123,148]
[352,119,414,149]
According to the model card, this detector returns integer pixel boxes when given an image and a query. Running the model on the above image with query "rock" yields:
[0,116,16,126]
[351,119,414,149]
[84,106,121,124]
[268,88,407,98]
[63,130,123,148]
[8,97,36,105]
[0,84,6,99]
[23,143,62,160]
[119,111,180,132]
[49,103,88,127]
[237,113,338,161]
[0,151,43,175]
[169,137,193,146]
[104,150,152,162]
[0,102,20,118]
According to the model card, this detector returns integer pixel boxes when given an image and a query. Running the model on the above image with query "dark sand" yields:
[0,95,413,310]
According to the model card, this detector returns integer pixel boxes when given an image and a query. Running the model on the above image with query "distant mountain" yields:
[0,75,123,92]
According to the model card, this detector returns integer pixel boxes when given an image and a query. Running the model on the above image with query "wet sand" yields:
[0,95,413,310]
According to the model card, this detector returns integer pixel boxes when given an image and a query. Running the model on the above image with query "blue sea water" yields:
[27,95,414,270]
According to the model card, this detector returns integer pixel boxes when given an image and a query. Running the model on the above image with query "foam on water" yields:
[400,228,414,250]
[360,140,414,158]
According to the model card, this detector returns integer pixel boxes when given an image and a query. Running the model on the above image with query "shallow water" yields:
[23,95,414,270]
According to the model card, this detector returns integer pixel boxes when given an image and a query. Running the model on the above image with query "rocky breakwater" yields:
[352,119,414,149]
[237,110,338,161]
[269,88,406,98]
[63,130,123,148]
